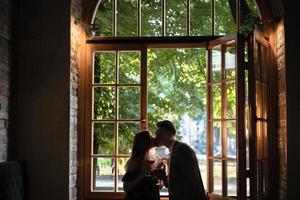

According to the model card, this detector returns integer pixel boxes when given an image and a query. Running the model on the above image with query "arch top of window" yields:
[91,0,261,38]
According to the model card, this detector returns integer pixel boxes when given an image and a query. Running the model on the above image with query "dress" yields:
[122,170,160,200]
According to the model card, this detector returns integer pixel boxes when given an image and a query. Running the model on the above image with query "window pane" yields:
[94,87,115,120]
[212,47,222,82]
[213,160,222,194]
[212,84,222,119]
[94,0,113,36]
[117,157,129,191]
[262,83,268,119]
[256,81,262,118]
[93,123,115,155]
[117,0,137,36]
[141,0,162,36]
[227,121,236,158]
[190,0,212,35]
[93,157,115,191]
[166,0,186,36]
[228,161,237,196]
[225,46,236,80]
[94,52,116,84]
[256,121,263,159]
[226,82,236,119]
[118,123,140,154]
[118,87,140,119]
[213,121,222,157]
[215,0,236,35]
[119,51,140,84]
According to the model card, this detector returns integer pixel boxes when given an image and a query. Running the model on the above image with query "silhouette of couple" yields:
[122,120,207,200]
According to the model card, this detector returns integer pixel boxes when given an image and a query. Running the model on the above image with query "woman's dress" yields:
[122,170,160,200]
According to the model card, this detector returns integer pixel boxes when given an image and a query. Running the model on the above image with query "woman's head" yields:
[130,130,154,161]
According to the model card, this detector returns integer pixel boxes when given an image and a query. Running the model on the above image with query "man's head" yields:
[155,120,176,147]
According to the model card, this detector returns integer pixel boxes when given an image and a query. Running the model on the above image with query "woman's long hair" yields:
[126,130,153,169]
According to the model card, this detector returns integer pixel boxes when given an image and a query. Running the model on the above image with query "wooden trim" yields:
[236,34,246,200]
[87,36,220,45]
[140,45,148,129]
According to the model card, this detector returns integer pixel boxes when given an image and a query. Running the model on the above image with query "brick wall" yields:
[276,20,287,200]
[0,0,14,162]
[70,0,83,199]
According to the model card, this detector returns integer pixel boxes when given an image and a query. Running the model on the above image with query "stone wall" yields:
[276,20,287,200]
[0,0,14,162]
[70,0,83,199]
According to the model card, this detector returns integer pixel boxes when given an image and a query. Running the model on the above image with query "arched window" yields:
[80,1,270,199]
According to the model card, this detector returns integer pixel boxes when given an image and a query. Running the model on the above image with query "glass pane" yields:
[255,42,261,80]
[256,81,262,118]
[93,157,115,191]
[117,0,137,36]
[119,51,140,84]
[118,123,140,154]
[213,160,222,194]
[215,0,236,35]
[94,87,115,119]
[94,0,113,36]
[212,84,222,119]
[166,0,186,36]
[256,121,263,159]
[227,121,236,158]
[213,121,222,157]
[261,45,268,82]
[226,82,236,118]
[93,123,115,155]
[117,157,129,191]
[94,52,116,84]
[262,83,268,119]
[225,46,236,80]
[118,87,140,119]
[190,0,212,35]
[212,47,222,82]
[141,0,162,36]
[228,161,237,196]
[263,121,268,159]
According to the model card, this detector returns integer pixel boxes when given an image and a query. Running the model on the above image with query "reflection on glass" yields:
[255,42,261,80]
[263,122,268,159]
[262,83,268,119]
[213,121,222,157]
[227,121,236,158]
[117,158,129,191]
[215,0,236,35]
[190,0,212,35]
[213,160,222,195]
[212,47,222,81]
[256,81,262,118]
[225,46,236,79]
[141,0,162,36]
[212,84,222,119]
[118,123,140,154]
[94,0,113,36]
[93,158,115,191]
[94,52,116,84]
[117,0,137,36]
[261,45,268,82]
[94,87,115,119]
[226,82,236,118]
[119,51,140,84]
[256,121,263,159]
[118,87,140,119]
[166,0,186,36]
[93,123,115,155]
[227,161,237,196]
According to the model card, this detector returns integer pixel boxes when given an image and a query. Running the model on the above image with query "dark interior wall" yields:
[283,1,300,200]
[17,0,71,199]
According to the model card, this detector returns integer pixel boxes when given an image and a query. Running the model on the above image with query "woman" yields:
[122,130,162,200]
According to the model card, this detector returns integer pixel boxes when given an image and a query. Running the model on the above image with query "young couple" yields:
[122,120,208,200]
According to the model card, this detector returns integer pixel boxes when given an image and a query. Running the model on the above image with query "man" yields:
[155,120,207,200]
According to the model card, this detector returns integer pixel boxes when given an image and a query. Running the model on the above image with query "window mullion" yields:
[187,0,190,36]
[162,0,166,36]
